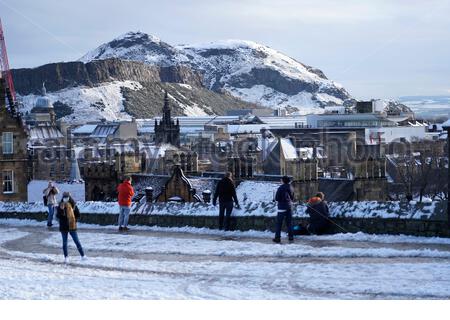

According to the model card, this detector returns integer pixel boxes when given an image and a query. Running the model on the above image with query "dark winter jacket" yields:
[56,198,80,232]
[306,197,330,232]
[213,177,239,205]
[275,183,294,211]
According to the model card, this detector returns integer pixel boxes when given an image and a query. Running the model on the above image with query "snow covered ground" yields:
[0,219,450,299]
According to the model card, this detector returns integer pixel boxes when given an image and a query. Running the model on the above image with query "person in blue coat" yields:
[273,176,294,243]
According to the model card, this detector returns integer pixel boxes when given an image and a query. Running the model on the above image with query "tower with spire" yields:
[154,91,180,147]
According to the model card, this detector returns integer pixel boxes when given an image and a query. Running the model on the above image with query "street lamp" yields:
[442,119,450,228]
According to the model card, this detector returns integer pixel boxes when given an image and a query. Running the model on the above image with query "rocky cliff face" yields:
[12,58,202,95]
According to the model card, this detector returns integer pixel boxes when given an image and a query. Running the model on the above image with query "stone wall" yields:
[1,200,448,237]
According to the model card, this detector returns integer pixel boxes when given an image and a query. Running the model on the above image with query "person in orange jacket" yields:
[305,192,330,235]
[117,176,135,231]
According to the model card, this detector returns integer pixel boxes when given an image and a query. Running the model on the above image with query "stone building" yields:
[263,137,298,175]
[155,165,202,202]
[82,161,118,201]
[154,91,180,147]
[29,145,71,181]
[286,158,320,202]
[353,157,388,201]
[159,149,199,175]
[71,119,138,148]
[0,78,29,202]
[227,155,257,180]
[81,146,142,201]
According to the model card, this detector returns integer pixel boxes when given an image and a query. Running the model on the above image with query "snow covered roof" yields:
[131,174,218,202]
[280,138,298,160]
[72,124,98,135]
[91,124,118,138]
[260,116,307,128]
[226,124,268,134]
[236,180,279,203]
[265,137,298,160]
[298,147,314,159]
[131,174,170,198]
[29,126,64,140]
[189,178,219,195]
[442,119,450,128]
[141,144,179,158]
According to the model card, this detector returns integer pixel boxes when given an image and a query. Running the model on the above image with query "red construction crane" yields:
[0,17,17,108]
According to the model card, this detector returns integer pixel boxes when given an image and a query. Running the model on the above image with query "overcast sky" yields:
[1,0,449,99]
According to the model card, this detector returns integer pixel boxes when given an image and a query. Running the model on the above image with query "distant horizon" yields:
[1,0,449,100]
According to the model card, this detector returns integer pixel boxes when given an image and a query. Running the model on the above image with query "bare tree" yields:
[396,155,417,201]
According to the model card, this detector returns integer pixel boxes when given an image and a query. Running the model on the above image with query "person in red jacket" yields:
[117,176,135,231]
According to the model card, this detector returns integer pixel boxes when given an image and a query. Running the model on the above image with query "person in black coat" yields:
[273,176,295,243]
[305,192,331,235]
[56,192,85,263]
[213,172,240,231]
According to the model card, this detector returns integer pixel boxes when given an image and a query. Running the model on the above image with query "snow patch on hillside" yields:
[180,39,322,83]
[166,91,208,116]
[228,84,324,114]
[19,81,142,124]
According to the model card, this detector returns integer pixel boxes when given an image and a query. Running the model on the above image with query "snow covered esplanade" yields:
[0,200,448,237]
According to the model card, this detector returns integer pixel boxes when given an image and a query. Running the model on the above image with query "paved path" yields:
[1,224,450,299]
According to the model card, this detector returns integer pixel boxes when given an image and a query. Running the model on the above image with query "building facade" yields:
[0,78,29,202]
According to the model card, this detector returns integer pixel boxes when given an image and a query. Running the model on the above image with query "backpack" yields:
[293,224,310,236]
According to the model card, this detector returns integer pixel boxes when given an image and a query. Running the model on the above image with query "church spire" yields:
[162,90,171,124]
[163,90,169,109]
[154,89,180,147]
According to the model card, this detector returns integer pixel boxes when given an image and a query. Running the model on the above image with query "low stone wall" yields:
[1,206,449,237]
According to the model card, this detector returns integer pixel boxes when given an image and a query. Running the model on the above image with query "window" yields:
[2,170,14,193]
[2,132,14,154]
[50,165,55,177]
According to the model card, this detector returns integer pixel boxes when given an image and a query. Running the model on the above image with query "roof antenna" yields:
[42,82,46,96]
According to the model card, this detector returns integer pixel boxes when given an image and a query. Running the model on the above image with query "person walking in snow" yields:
[273,176,295,243]
[117,176,135,232]
[213,172,240,231]
[305,192,331,235]
[56,192,85,263]
[43,181,59,227]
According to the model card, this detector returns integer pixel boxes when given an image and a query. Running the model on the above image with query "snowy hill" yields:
[80,32,352,113]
